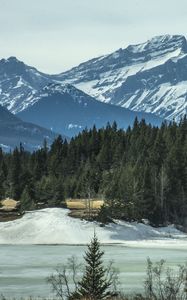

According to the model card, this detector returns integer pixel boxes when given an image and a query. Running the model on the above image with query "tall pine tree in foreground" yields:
[73,233,112,300]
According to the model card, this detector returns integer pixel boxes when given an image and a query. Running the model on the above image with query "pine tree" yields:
[74,233,112,300]
[51,177,66,207]
[0,172,5,200]
[21,185,35,211]
[9,147,21,200]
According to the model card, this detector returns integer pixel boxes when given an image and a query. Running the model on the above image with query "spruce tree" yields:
[74,233,112,300]
[21,185,35,211]
[9,147,21,200]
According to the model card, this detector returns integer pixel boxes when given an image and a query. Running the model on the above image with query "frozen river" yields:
[0,243,187,298]
[0,208,186,297]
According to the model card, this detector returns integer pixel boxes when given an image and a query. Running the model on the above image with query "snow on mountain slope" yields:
[1,35,187,122]
[0,56,53,113]
[58,35,187,121]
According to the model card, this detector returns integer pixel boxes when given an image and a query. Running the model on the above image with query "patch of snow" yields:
[0,208,186,245]
[73,49,184,107]
[120,81,187,121]
[68,124,83,129]
[13,77,24,89]
[143,48,182,70]
[0,144,11,150]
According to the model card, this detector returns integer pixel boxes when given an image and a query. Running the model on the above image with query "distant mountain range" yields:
[1,34,187,148]
[17,83,162,136]
[0,104,57,151]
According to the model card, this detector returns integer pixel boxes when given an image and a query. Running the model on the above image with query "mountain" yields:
[57,35,187,121]
[0,56,53,113]
[1,35,187,124]
[0,104,58,151]
[17,83,163,137]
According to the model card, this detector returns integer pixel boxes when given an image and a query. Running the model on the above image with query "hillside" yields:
[17,83,163,137]
[58,35,187,121]
[0,104,58,150]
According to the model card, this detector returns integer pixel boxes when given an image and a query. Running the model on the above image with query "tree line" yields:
[0,117,187,226]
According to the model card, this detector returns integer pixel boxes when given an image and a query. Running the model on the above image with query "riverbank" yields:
[0,199,23,222]
[0,208,186,245]
[0,198,103,222]
[66,198,103,219]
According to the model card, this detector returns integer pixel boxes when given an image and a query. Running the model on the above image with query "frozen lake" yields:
[0,243,187,298]
[0,208,186,297]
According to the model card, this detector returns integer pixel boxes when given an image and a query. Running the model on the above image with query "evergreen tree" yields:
[0,172,5,200]
[50,177,66,207]
[21,185,35,211]
[74,233,112,300]
[9,148,21,200]
[0,117,186,226]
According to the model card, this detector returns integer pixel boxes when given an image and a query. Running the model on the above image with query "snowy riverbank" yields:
[0,208,186,245]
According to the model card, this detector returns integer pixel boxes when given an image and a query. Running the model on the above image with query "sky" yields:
[0,0,187,74]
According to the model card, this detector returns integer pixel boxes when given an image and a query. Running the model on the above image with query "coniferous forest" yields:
[0,117,187,227]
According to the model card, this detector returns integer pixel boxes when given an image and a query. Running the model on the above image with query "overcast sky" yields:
[0,0,186,73]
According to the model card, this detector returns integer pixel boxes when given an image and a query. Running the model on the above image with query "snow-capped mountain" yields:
[58,35,187,121]
[0,34,187,125]
[0,104,58,151]
[17,83,163,136]
[0,56,53,113]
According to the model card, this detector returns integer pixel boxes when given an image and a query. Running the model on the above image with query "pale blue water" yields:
[0,244,186,297]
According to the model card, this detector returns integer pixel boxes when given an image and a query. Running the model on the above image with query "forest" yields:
[0,117,187,227]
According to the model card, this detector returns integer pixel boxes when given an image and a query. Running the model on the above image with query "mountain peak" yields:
[0,56,52,113]
[41,83,89,103]
[148,34,187,50]
[0,56,26,77]
[7,56,20,62]
[0,56,20,64]
[0,34,187,123]
[58,34,187,122]
[0,56,24,66]
[146,34,186,45]
[126,34,187,56]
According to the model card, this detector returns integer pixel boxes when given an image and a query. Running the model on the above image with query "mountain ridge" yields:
[0,56,53,113]
[0,104,59,151]
[17,82,163,137]
[58,34,187,121]
[0,34,187,122]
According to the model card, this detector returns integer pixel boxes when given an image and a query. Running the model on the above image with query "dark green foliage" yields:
[21,185,35,210]
[0,117,186,225]
[96,205,113,224]
[73,234,112,300]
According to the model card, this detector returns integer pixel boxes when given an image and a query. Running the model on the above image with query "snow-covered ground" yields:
[0,208,186,246]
